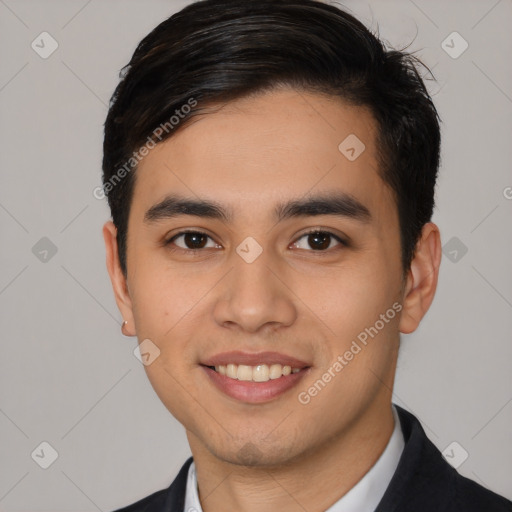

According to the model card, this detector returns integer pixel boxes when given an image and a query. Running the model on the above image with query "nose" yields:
[212,248,297,334]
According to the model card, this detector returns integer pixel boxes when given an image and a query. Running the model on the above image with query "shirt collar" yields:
[184,404,405,512]
[325,404,405,511]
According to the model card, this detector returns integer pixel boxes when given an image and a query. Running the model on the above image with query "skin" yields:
[103,87,442,512]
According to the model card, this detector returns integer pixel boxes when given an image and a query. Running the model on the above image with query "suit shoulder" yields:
[110,457,193,512]
[111,487,168,512]
[450,472,512,511]
[382,407,512,512]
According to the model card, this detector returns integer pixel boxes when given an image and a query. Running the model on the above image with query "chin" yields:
[206,436,303,468]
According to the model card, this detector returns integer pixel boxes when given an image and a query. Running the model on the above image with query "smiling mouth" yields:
[206,363,304,383]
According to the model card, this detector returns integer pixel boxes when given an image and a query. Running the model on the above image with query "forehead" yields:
[132,87,395,227]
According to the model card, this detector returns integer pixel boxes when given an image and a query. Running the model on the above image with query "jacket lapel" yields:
[375,405,455,512]
[162,456,194,511]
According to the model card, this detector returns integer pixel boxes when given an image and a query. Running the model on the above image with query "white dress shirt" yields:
[183,405,404,512]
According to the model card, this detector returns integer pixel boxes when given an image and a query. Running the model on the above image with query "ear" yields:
[399,222,442,334]
[103,220,136,336]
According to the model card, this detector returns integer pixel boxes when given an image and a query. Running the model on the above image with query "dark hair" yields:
[102,0,441,277]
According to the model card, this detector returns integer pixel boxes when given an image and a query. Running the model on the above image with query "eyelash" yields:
[164,229,348,256]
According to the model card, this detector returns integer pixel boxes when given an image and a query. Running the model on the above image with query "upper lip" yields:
[201,351,310,368]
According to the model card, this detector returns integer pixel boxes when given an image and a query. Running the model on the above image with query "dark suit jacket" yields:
[113,405,512,511]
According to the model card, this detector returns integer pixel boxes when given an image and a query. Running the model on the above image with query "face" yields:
[104,87,436,467]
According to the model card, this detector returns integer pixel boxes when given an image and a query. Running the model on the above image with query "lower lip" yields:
[202,366,309,404]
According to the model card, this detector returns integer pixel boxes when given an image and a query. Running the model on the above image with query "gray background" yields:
[0,0,511,510]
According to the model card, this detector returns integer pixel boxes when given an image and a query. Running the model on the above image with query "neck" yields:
[187,400,395,512]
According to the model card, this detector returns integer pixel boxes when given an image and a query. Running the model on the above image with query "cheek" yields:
[130,268,215,381]
[143,362,200,427]
[130,266,198,337]
[295,282,400,424]
[303,265,397,340]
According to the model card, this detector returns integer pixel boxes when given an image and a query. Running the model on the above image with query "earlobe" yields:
[398,222,442,334]
[102,220,136,336]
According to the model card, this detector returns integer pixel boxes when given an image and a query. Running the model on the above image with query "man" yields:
[101,0,512,510]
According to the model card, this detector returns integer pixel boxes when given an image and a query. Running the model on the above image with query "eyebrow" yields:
[143,192,372,225]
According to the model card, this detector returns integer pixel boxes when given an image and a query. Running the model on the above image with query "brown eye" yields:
[166,231,217,251]
[307,232,331,250]
[291,230,346,252]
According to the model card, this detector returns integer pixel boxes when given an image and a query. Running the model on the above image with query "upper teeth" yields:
[215,363,301,382]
